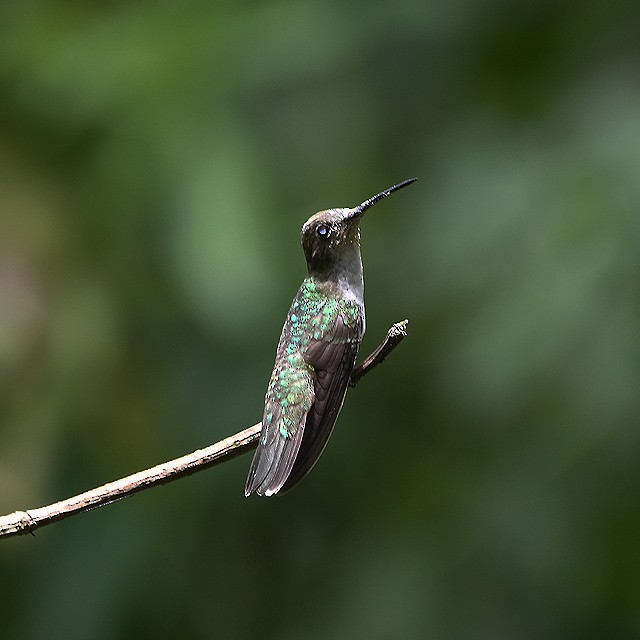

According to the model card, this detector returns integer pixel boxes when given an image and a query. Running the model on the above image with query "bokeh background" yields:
[1,1,639,638]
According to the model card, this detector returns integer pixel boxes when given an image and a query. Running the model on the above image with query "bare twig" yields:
[0,320,408,540]
[0,425,261,540]
[350,319,408,387]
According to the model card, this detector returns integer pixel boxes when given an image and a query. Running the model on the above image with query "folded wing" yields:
[280,311,363,493]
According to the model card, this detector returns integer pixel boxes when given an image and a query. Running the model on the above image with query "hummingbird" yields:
[245,178,417,496]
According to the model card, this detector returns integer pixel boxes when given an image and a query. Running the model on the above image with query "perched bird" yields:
[245,178,417,496]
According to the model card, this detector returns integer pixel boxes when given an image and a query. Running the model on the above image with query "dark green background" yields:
[1,1,639,638]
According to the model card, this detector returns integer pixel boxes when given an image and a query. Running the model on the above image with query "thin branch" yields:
[350,319,408,387]
[0,320,408,540]
[0,425,261,540]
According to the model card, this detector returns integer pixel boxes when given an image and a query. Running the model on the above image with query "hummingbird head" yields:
[300,178,417,281]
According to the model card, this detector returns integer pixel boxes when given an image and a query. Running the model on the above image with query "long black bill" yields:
[349,177,418,219]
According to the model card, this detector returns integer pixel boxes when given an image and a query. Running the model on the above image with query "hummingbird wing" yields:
[244,359,314,496]
[280,309,364,493]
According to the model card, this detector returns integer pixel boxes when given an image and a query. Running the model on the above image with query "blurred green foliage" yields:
[1,1,639,638]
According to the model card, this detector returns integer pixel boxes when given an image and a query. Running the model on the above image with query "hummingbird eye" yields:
[316,224,329,238]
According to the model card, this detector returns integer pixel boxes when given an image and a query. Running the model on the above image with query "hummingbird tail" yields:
[245,417,307,497]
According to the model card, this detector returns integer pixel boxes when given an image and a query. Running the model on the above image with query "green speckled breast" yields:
[264,277,362,439]
[283,278,361,355]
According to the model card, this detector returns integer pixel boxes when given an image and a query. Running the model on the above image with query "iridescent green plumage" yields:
[246,277,363,496]
[245,179,416,496]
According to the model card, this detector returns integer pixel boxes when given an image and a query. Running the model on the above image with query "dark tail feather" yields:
[245,419,306,496]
